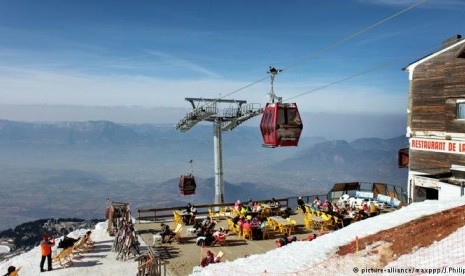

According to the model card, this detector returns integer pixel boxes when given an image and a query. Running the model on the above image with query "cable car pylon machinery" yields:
[176,98,262,204]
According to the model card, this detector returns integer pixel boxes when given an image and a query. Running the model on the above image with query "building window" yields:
[458,102,465,119]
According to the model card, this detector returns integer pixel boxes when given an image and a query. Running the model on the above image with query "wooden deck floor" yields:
[135,212,318,276]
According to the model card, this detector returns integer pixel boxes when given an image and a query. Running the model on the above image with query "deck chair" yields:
[215,250,224,262]
[319,213,333,232]
[72,236,89,254]
[173,211,183,225]
[267,217,279,231]
[262,224,274,239]
[170,223,184,244]
[208,208,220,219]
[261,207,271,217]
[332,216,344,229]
[288,219,297,234]
[304,213,314,230]
[52,247,74,268]
[235,224,242,237]
[218,207,229,218]
[227,219,236,233]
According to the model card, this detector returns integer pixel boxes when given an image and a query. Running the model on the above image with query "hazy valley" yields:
[0,119,408,230]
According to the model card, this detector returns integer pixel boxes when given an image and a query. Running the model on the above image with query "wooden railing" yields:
[137,198,290,222]
[137,195,326,222]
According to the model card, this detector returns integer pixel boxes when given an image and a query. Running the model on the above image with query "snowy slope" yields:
[0,222,147,276]
[200,198,465,275]
[2,198,465,276]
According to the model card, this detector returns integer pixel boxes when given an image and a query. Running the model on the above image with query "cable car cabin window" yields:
[286,108,302,126]
[264,110,272,133]
[458,102,465,119]
[267,108,275,132]
[277,108,286,125]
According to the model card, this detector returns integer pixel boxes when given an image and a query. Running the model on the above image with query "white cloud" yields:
[359,0,465,9]
[0,66,406,115]
[144,50,223,79]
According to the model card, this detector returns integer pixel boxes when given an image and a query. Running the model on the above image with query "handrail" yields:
[137,195,325,222]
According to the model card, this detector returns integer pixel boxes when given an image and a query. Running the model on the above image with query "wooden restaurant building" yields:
[404,35,465,202]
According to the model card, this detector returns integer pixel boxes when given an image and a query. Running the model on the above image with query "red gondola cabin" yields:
[260,102,303,147]
[398,148,409,168]
[179,174,196,195]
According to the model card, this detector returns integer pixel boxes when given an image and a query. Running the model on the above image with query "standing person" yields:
[297,196,306,213]
[40,235,55,272]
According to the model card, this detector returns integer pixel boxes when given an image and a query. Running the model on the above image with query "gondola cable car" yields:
[260,66,303,148]
[179,159,197,195]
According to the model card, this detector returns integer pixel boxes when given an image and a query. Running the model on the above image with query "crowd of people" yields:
[162,196,381,268]
[300,195,381,228]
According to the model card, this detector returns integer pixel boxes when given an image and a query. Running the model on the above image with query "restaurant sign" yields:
[410,138,465,155]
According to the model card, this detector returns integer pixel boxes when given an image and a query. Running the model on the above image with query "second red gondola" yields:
[260,102,303,147]
[179,174,196,195]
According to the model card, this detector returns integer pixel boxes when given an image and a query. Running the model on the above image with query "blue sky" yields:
[0,0,464,118]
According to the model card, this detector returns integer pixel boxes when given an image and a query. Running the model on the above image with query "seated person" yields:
[58,235,78,249]
[200,250,215,267]
[200,250,222,267]
[84,230,94,245]
[252,202,261,212]
[362,203,369,213]
[5,266,18,276]
[183,203,197,224]
[242,220,252,230]
[213,227,227,237]
[246,199,253,211]
[200,216,213,229]
[250,216,261,228]
[313,197,321,208]
[212,228,227,245]
[369,202,379,216]
[304,233,317,241]
[276,237,287,247]
[269,198,280,207]
[236,217,245,228]
[234,200,242,211]
[159,223,173,243]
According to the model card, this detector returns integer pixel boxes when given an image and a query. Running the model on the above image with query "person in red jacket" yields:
[40,235,55,272]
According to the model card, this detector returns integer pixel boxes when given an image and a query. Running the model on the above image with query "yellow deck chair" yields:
[171,223,184,244]
[227,219,236,233]
[208,208,217,219]
[235,224,242,237]
[304,213,314,230]
[288,219,297,234]
[173,211,183,225]
[262,223,274,239]
[319,213,333,232]
[52,247,74,268]
[267,217,278,231]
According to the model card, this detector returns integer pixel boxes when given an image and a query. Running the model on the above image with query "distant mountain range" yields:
[0,119,408,230]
